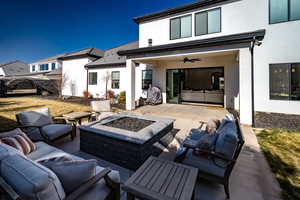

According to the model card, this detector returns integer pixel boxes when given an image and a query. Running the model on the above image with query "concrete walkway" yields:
[57,104,282,200]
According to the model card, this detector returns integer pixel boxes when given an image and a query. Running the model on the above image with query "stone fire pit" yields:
[79,113,175,170]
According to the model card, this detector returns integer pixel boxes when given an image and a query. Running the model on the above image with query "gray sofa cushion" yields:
[48,160,97,194]
[215,119,238,160]
[41,124,72,140]
[16,108,53,141]
[0,154,65,200]
[0,143,21,160]
[28,142,120,184]
[182,149,225,178]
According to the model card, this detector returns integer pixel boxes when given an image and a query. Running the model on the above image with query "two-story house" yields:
[118,0,300,128]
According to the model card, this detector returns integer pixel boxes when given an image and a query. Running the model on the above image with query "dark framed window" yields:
[51,63,56,70]
[32,65,35,72]
[269,0,300,24]
[170,15,192,40]
[142,70,153,90]
[88,72,97,85]
[39,64,49,71]
[111,71,120,89]
[195,8,221,36]
[270,63,300,100]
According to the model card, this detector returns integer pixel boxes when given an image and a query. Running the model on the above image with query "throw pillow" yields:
[43,159,97,194]
[206,119,221,134]
[38,156,72,169]
[0,128,36,155]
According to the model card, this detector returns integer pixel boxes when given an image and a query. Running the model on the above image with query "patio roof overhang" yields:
[118,30,265,59]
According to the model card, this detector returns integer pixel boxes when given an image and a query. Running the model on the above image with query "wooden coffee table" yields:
[63,111,92,126]
[123,156,198,200]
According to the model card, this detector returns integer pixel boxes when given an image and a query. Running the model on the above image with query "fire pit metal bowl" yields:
[79,113,175,170]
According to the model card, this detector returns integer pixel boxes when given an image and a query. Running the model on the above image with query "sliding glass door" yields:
[166,67,224,104]
[166,69,183,104]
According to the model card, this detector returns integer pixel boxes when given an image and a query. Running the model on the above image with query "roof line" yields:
[1,60,27,67]
[134,0,236,23]
[104,40,139,51]
[118,29,266,56]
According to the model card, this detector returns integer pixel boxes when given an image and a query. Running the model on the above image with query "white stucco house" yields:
[115,0,300,128]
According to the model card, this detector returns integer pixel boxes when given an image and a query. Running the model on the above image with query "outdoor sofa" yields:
[175,115,245,199]
[0,139,120,200]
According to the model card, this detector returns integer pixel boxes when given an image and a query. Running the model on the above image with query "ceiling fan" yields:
[183,57,201,63]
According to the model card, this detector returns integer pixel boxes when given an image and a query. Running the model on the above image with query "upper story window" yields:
[170,15,192,40]
[32,65,35,72]
[142,70,153,90]
[270,0,300,24]
[39,64,49,71]
[270,63,300,100]
[111,71,120,89]
[88,72,97,85]
[51,63,56,70]
[195,8,221,36]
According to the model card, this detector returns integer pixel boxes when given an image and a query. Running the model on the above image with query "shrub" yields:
[118,91,126,104]
[83,90,91,99]
[107,90,115,99]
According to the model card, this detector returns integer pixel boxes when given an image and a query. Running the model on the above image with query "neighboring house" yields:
[116,0,300,128]
[85,41,144,98]
[0,61,29,76]
[30,53,65,73]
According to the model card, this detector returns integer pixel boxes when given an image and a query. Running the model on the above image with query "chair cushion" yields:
[45,159,97,194]
[28,142,121,184]
[16,108,53,141]
[0,154,65,200]
[187,129,207,141]
[182,149,225,178]
[41,124,72,141]
[38,156,73,168]
[215,118,238,160]
[195,132,218,151]
[0,128,36,155]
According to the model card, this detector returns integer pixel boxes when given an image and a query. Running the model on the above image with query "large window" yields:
[195,8,221,36]
[170,15,192,40]
[32,65,35,72]
[111,71,120,89]
[270,0,300,24]
[270,63,300,100]
[39,64,49,71]
[89,72,97,85]
[51,63,56,70]
[142,70,153,90]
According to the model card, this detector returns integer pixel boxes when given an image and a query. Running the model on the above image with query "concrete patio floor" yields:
[56,104,282,200]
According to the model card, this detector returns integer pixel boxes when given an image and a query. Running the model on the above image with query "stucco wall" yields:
[87,66,127,98]
[62,58,90,97]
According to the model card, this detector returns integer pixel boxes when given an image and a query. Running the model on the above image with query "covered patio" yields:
[119,30,267,126]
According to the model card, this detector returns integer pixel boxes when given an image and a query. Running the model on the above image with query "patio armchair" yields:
[90,100,115,121]
[16,108,75,143]
[175,116,245,199]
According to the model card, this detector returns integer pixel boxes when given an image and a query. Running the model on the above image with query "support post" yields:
[239,48,253,125]
[126,59,136,110]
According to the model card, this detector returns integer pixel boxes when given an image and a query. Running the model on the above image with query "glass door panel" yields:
[166,69,182,104]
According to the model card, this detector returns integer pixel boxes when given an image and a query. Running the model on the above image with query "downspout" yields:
[250,37,257,127]
[85,66,89,93]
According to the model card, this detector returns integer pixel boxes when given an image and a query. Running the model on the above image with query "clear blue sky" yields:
[0,0,194,63]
